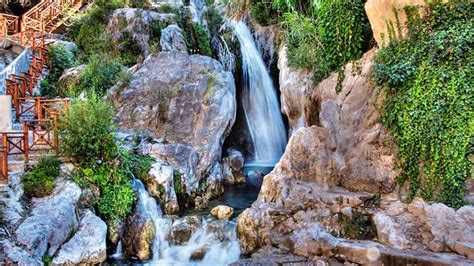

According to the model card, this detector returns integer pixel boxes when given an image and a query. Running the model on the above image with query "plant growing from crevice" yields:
[340,211,376,240]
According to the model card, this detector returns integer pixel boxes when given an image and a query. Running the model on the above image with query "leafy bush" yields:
[374,0,473,208]
[75,164,135,222]
[59,97,117,167]
[41,44,78,98]
[23,157,61,198]
[279,0,372,84]
[72,56,126,97]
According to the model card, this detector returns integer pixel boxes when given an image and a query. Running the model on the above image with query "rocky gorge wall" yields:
[235,1,474,263]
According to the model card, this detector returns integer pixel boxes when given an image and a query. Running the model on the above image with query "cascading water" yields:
[129,179,240,265]
[189,0,207,26]
[232,21,287,165]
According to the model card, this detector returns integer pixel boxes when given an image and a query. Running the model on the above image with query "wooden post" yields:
[23,121,29,163]
[53,114,59,154]
[36,98,42,128]
[1,133,8,184]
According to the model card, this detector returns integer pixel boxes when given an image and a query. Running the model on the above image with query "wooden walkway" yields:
[0,0,82,183]
[0,0,83,45]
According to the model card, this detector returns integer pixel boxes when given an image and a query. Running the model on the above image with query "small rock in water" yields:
[210,205,234,220]
[247,170,264,187]
[247,170,264,179]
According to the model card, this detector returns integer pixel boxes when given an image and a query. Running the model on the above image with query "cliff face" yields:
[236,48,474,263]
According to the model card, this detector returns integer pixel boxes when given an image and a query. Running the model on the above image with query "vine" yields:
[374,0,473,208]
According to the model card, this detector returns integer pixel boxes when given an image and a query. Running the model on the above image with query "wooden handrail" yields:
[0,13,20,37]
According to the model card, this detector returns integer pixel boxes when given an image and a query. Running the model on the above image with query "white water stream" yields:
[232,21,287,165]
[131,179,240,265]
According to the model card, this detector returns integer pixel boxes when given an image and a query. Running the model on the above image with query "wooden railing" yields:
[0,0,79,183]
[21,0,83,33]
[0,0,83,42]
[0,14,20,37]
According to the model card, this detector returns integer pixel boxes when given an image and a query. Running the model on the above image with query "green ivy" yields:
[278,0,372,85]
[374,0,473,208]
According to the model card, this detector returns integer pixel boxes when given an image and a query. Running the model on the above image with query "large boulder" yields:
[52,210,107,265]
[15,181,81,258]
[365,0,429,46]
[107,8,176,56]
[109,51,236,195]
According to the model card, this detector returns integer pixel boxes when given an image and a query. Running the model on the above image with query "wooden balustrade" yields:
[23,118,59,152]
[0,13,20,37]
[0,0,83,42]
[0,0,80,184]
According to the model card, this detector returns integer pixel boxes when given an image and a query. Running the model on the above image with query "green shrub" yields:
[72,56,126,97]
[279,0,371,84]
[23,157,61,198]
[125,153,155,180]
[75,165,135,222]
[374,0,473,208]
[59,97,117,167]
[41,44,78,98]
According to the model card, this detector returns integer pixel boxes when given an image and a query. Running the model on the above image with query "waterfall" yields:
[189,0,207,26]
[131,179,240,265]
[232,21,287,165]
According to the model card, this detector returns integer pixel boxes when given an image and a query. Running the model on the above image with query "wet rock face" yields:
[15,181,81,258]
[107,8,176,57]
[168,216,203,245]
[122,204,157,260]
[52,210,107,265]
[110,51,236,194]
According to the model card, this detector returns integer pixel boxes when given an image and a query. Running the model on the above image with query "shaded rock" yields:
[365,0,429,46]
[15,181,81,257]
[109,51,236,195]
[52,210,107,265]
[160,24,187,52]
[226,148,244,172]
[107,220,122,245]
[107,8,176,57]
[168,216,203,245]
[0,239,42,266]
[57,64,86,89]
[123,218,156,261]
[122,180,163,261]
[210,205,234,220]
